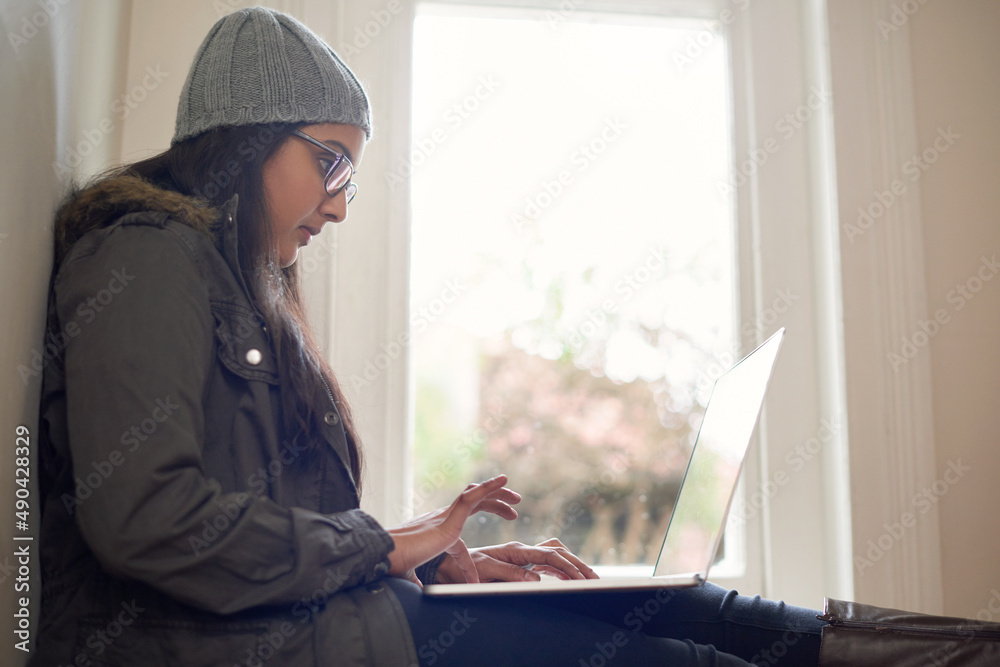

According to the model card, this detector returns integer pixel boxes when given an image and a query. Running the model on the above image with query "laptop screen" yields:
[653,329,783,578]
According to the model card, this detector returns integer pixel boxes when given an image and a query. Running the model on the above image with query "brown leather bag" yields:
[818,598,1000,666]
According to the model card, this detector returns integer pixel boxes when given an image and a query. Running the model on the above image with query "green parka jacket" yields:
[30,175,419,666]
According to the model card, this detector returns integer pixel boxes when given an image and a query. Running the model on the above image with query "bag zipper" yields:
[822,617,1000,641]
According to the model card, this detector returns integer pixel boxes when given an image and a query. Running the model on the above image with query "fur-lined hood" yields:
[54,174,222,266]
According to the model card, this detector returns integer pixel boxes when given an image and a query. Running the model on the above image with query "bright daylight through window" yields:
[407,4,737,572]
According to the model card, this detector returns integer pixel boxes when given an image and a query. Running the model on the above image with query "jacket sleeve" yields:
[56,222,393,615]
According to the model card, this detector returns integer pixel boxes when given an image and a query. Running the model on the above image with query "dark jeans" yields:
[387,579,826,666]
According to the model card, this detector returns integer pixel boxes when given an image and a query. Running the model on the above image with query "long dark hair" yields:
[111,123,364,492]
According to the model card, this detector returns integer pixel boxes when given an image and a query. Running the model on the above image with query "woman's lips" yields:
[298,226,320,245]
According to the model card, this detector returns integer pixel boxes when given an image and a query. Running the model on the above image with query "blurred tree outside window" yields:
[409,5,737,569]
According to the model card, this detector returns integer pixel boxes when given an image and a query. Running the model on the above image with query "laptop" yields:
[424,328,784,596]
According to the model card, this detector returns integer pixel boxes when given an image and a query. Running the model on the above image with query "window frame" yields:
[305,0,856,607]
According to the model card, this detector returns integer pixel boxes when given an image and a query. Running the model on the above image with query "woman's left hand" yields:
[434,538,600,584]
[387,475,520,587]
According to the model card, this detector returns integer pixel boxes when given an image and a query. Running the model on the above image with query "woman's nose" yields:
[318,190,348,223]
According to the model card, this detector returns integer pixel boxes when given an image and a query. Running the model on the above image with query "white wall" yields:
[908,0,1000,619]
[1,1,130,663]
[0,1,59,661]
[829,0,1000,618]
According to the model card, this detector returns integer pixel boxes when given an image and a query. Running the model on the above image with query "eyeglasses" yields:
[292,130,358,204]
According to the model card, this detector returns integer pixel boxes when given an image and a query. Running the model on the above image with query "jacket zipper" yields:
[320,375,338,412]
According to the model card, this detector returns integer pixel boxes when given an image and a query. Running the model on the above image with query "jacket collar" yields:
[54,174,264,310]
[55,174,220,265]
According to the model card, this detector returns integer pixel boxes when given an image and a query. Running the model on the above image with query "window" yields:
[330,0,849,608]
[407,4,743,575]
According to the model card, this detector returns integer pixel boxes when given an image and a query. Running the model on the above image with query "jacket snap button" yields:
[373,561,388,577]
[324,411,340,426]
[245,349,263,366]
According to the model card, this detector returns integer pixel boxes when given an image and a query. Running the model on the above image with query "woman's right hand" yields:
[434,538,599,584]
[386,475,520,586]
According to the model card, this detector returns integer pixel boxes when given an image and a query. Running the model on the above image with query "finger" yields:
[441,477,517,530]
[535,539,600,579]
[445,540,480,585]
[460,485,520,519]
[536,538,568,549]
[473,498,518,520]
[486,487,522,506]
[431,478,521,549]
[510,546,596,580]
[526,564,574,580]
[476,556,541,583]
[464,482,520,503]
[534,549,587,579]
[453,476,509,513]
[432,478,509,538]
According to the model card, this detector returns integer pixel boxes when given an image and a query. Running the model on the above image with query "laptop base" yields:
[423,572,703,596]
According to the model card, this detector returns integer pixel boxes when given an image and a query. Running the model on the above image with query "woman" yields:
[31,7,832,666]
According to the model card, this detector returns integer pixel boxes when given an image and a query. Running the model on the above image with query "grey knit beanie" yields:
[173,7,371,144]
